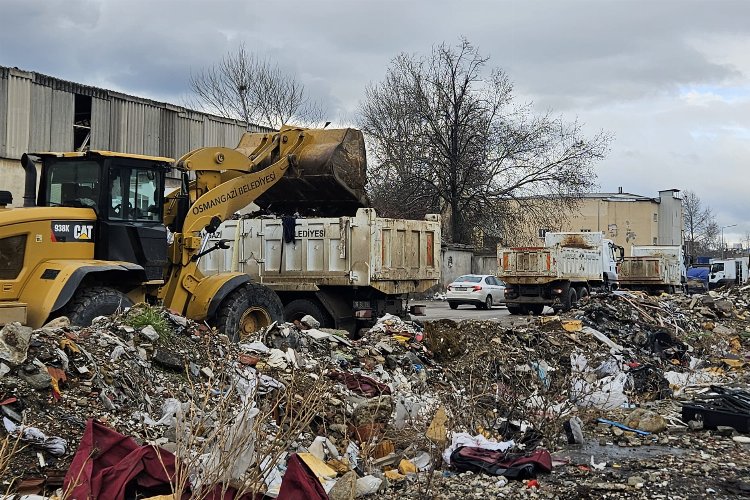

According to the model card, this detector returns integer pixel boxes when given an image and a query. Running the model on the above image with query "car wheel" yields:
[449,302,459,310]
[484,295,493,310]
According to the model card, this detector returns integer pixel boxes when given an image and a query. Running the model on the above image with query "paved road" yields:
[409,300,513,323]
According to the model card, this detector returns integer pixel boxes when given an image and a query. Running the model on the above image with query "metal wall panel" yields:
[177,110,203,153]
[0,74,7,157]
[159,108,176,158]
[90,97,110,150]
[125,101,145,153]
[109,97,128,152]
[50,89,74,151]
[206,116,228,147]
[6,70,32,159]
[226,123,246,148]
[28,83,52,152]
[143,105,160,156]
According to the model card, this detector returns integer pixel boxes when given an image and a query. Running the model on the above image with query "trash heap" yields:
[1,286,750,498]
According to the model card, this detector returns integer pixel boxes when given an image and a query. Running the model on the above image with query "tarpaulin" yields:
[277,454,329,500]
[64,419,176,500]
[63,419,257,500]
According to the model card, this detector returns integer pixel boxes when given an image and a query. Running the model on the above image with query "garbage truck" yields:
[617,245,686,294]
[497,232,624,315]
[199,208,441,333]
[0,126,370,340]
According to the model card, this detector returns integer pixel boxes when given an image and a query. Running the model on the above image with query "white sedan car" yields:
[446,274,506,310]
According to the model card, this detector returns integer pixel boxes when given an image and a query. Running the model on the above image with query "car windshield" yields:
[455,275,482,283]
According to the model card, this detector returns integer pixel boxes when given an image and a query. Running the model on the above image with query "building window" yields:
[538,228,549,238]
[74,94,92,151]
[653,213,658,222]
[653,237,657,245]
[580,229,591,232]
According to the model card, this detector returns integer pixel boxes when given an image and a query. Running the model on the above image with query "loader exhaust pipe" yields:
[21,154,36,207]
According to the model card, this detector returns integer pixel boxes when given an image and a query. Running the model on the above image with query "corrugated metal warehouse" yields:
[0,65,270,206]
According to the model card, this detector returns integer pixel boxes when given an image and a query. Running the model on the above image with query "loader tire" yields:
[284,299,331,328]
[216,283,284,342]
[64,286,134,327]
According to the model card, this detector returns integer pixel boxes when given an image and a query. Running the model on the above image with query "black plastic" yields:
[682,386,750,433]
[682,404,750,433]
[0,190,12,205]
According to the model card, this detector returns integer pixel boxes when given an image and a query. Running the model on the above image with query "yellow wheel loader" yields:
[0,126,368,340]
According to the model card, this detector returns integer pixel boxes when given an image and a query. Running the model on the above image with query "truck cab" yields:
[709,258,749,288]
[35,152,172,281]
[602,238,624,283]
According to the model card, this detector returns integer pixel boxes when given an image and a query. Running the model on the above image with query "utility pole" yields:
[721,224,737,259]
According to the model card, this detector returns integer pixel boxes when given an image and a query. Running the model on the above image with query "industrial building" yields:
[512,189,684,255]
[0,65,268,206]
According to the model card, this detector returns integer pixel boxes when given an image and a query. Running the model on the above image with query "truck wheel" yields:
[507,305,523,315]
[64,286,134,327]
[528,304,545,315]
[562,287,578,311]
[284,299,331,328]
[216,283,284,341]
[449,302,459,310]
[577,287,589,301]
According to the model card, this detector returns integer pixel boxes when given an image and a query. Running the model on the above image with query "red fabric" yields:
[64,419,259,500]
[326,371,391,397]
[277,454,328,500]
[64,419,177,500]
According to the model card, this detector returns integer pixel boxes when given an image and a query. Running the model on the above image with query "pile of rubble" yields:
[1,286,750,498]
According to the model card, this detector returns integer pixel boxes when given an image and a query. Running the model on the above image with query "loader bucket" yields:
[235,128,369,215]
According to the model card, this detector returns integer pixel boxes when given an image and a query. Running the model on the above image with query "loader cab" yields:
[36,151,173,281]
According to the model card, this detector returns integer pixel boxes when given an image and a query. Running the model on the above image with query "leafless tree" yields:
[189,43,324,130]
[683,190,718,257]
[359,39,610,244]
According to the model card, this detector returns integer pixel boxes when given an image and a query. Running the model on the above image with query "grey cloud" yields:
[1,0,749,238]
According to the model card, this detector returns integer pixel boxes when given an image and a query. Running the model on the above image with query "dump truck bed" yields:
[618,257,679,286]
[618,245,683,288]
[498,246,604,284]
[200,208,441,294]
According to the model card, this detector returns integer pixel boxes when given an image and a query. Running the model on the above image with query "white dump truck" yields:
[617,245,686,294]
[199,208,441,333]
[497,232,623,315]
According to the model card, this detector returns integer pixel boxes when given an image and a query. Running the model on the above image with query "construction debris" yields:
[2,287,750,498]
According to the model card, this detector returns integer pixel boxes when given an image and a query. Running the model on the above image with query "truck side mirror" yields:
[204,215,222,234]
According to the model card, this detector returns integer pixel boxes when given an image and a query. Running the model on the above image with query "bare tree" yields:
[359,39,609,244]
[189,43,323,130]
[682,190,717,257]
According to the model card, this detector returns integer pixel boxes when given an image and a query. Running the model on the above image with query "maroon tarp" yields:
[63,419,257,500]
[276,454,328,500]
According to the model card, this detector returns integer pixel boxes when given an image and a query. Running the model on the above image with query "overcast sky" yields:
[1,0,748,243]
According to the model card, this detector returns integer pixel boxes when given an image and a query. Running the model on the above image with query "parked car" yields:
[446,274,506,310]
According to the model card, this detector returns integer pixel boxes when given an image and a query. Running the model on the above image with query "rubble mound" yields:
[1,286,750,498]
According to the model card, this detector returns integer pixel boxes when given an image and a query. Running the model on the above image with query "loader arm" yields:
[159,127,312,317]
